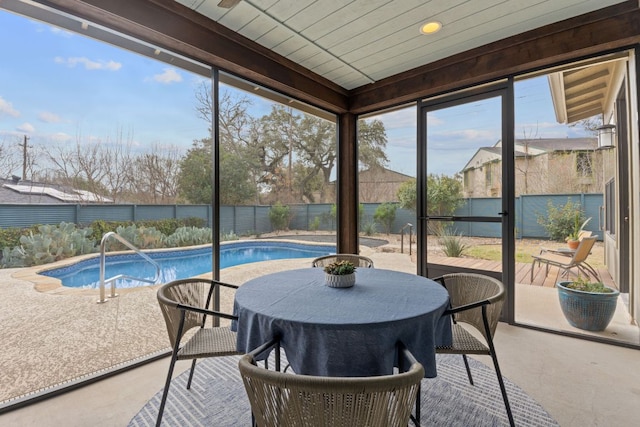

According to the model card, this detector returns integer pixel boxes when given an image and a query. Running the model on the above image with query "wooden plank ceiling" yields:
[549,57,628,124]
[176,0,626,90]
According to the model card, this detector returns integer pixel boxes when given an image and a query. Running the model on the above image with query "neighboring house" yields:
[326,167,414,203]
[0,177,113,204]
[461,138,600,197]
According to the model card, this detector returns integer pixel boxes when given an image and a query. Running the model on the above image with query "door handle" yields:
[498,211,508,216]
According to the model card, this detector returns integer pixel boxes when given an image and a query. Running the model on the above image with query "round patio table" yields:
[232,267,452,378]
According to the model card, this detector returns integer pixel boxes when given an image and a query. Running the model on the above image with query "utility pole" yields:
[18,135,30,180]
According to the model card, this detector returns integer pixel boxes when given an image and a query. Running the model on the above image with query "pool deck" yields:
[1,236,637,408]
[0,240,394,405]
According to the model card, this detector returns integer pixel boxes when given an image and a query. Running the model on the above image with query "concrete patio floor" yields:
[1,322,638,427]
[1,243,639,426]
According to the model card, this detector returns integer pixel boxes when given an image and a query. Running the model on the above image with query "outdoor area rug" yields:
[129,354,558,426]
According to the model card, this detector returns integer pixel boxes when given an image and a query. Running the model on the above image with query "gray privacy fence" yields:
[0,193,602,240]
[451,193,602,240]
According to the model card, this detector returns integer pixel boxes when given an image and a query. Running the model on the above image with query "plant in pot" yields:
[323,260,356,288]
[557,276,619,331]
[565,216,591,250]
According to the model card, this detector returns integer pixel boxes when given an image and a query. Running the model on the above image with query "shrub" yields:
[0,227,30,252]
[221,230,239,241]
[309,217,321,231]
[88,220,131,242]
[164,226,213,247]
[1,222,96,267]
[269,202,291,231]
[112,224,164,250]
[537,200,586,241]
[373,202,398,235]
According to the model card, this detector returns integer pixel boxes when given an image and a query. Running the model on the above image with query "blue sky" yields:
[0,10,212,157]
[371,77,593,176]
[0,9,592,179]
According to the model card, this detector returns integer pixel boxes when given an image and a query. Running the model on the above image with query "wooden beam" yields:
[349,1,640,114]
[336,113,358,254]
[34,0,349,114]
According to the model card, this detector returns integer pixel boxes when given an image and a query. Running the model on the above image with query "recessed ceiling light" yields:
[420,21,442,35]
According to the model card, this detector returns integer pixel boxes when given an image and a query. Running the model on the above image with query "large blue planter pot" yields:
[557,281,620,331]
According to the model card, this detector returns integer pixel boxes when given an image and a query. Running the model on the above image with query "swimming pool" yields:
[40,241,335,289]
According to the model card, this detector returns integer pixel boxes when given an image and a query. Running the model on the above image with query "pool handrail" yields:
[98,232,161,303]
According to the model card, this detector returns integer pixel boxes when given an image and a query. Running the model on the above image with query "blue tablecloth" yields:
[232,268,452,378]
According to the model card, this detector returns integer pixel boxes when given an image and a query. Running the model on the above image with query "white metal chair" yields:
[311,253,374,268]
[156,278,241,426]
[434,273,514,427]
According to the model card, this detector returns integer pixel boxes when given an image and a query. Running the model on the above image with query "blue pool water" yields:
[41,241,335,289]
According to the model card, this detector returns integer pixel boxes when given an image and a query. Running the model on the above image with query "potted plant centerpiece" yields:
[565,216,591,250]
[557,276,619,331]
[323,260,356,288]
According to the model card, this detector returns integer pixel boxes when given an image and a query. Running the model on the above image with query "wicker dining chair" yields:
[311,253,374,268]
[434,273,514,427]
[156,278,241,427]
[239,340,424,427]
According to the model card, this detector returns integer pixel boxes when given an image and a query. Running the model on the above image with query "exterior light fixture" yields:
[596,124,616,149]
[420,21,442,35]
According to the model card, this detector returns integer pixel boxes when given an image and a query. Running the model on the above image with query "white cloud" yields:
[150,68,183,84]
[0,96,20,117]
[50,132,72,142]
[49,27,74,38]
[17,122,35,133]
[54,56,122,71]
[38,111,62,123]
[369,108,417,131]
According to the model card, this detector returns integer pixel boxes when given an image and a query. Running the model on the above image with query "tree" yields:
[290,111,337,200]
[358,119,389,170]
[130,145,181,203]
[427,173,463,216]
[397,179,417,211]
[40,130,135,202]
[177,141,212,204]
[177,138,254,205]
[396,174,463,216]
[193,87,390,204]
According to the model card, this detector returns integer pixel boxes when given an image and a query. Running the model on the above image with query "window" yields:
[485,164,492,188]
[605,178,615,237]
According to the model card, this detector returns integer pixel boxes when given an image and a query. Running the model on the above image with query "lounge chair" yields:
[530,236,599,282]
[541,230,592,255]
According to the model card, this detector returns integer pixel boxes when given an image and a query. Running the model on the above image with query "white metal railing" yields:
[97,232,161,303]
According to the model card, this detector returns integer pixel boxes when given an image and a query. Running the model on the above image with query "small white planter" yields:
[325,272,355,288]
